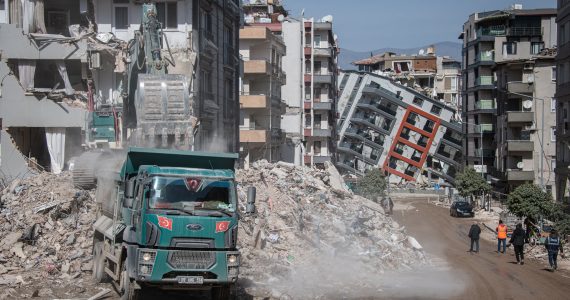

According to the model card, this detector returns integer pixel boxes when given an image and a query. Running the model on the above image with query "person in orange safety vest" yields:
[496,220,508,254]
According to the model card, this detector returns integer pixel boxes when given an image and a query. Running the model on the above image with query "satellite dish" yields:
[523,100,533,109]
[277,14,285,22]
[517,161,524,169]
[419,49,425,55]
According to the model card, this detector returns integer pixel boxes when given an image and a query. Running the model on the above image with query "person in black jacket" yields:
[468,221,481,253]
[510,223,526,265]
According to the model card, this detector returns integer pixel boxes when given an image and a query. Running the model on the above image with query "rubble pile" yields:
[0,172,100,299]
[236,160,427,298]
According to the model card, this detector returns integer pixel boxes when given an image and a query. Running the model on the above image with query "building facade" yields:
[0,0,241,180]
[239,26,285,164]
[337,71,463,185]
[556,0,570,204]
[460,6,557,196]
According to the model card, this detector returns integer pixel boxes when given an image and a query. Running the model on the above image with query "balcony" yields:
[507,111,534,123]
[507,140,534,152]
[474,149,495,157]
[475,99,496,110]
[507,27,542,37]
[314,47,333,57]
[244,60,270,75]
[313,128,332,137]
[313,101,333,110]
[314,73,333,83]
[240,129,269,143]
[313,156,331,164]
[477,25,506,37]
[507,82,533,94]
[476,51,494,62]
[475,76,494,86]
[474,124,494,133]
[240,94,268,109]
[239,27,269,40]
[507,170,535,181]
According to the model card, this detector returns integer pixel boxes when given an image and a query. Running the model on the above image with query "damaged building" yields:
[353,49,462,113]
[336,71,464,185]
[0,0,241,181]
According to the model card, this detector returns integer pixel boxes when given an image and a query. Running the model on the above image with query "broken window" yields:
[412,97,423,107]
[430,105,442,115]
[423,120,435,133]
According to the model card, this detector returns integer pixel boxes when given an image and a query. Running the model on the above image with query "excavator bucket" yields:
[133,74,197,149]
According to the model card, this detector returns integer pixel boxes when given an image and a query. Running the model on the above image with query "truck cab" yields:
[92,148,253,299]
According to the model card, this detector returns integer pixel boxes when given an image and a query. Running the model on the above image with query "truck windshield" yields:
[148,176,236,212]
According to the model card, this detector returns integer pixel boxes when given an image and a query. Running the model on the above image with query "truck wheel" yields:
[211,285,233,300]
[120,261,141,300]
[92,241,109,283]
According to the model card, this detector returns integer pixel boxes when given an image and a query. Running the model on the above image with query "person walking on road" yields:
[510,223,526,265]
[496,220,508,254]
[545,229,565,271]
[382,196,394,215]
[468,221,481,253]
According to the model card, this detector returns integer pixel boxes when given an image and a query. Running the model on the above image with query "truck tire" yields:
[92,241,109,283]
[120,261,141,300]
[211,285,233,300]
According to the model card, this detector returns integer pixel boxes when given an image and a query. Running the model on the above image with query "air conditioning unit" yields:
[523,63,533,71]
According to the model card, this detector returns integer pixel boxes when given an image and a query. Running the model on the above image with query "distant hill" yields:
[339,41,462,70]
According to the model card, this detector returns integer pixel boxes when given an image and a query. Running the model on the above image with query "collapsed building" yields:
[353,48,462,113]
[336,71,464,185]
[0,0,241,181]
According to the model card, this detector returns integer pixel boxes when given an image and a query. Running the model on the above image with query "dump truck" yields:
[91,147,255,299]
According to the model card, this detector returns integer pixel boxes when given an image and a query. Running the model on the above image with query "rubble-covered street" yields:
[0,162,428,299]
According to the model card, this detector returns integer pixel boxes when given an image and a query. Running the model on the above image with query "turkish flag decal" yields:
[215,221,230,233]
[157,216,173,231]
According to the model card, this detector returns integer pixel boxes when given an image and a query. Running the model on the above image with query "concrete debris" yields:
[0,172,101,299]
[237,160,427,298]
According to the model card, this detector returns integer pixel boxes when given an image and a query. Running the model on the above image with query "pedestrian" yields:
[545,229,565,271]
[496,220,508,254]
[381,196,394,215]
[509,223,526,265]
[468,221,481,253]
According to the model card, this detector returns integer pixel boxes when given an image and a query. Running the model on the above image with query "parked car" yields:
[450,201,474,217]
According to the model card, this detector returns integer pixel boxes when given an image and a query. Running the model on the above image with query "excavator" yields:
[73,3,197,189]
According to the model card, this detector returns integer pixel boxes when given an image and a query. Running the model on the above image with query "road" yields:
[392,197,570,300]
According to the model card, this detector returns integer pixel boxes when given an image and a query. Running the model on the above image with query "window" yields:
[224,78,233,118]
[305,113,311,127]
[431,105,442,115]
[551,126,557,142]
[552,98,556,113]
[314,114,322,129]
[114,6,129,30]
[561,23,567,45]
[314,141,321,155]
[156,2,178,29]
[313,35,321,47]
[530,42,544,55]
[305,60,311,74]
[450,76,457,90]
[201,9,213,39]
[553,66,557,81]
[552,159,557,170]
[0,0,4,10]
[412,97,423,107]
[503,42,517,55]
[305,85,311,100]
[305,34,311,46]
[314,61,322,75]
[314,87,321,101]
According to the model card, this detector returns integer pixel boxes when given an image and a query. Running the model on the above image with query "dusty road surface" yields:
[392,197,570,300]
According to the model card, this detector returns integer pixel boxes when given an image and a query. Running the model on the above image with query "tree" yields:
[455,167,491,198]
[507,183,555,219]
[355,169,387,201]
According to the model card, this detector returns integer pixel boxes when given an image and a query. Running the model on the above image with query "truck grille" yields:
[168,251,216,270]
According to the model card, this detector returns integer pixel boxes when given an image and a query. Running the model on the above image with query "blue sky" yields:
[283,0,557,51]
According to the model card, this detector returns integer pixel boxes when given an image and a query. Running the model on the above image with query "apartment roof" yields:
[476,8,557,23]
[353,52,436,66]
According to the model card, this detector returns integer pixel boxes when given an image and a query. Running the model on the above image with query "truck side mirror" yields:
[246,186,256,214]
[123,196,134,209]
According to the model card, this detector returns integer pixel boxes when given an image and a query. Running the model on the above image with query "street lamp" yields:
[501,89,546,191]
[461,121,485,179]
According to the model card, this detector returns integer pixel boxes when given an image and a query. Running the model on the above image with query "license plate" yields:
[177,276,204,284]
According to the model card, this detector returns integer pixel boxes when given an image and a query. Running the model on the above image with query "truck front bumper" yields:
[135,248,240,285]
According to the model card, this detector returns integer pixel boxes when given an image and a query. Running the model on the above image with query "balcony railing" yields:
[476,76,494,86]
[475,99,496,110]
[478,25,506,37]
[474,124,494,133]
[507,27,542,36]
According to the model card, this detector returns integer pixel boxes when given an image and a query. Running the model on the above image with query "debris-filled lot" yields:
[0,162,427,299]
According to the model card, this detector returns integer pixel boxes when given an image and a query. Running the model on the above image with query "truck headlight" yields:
[140,265,149,274]
[143,253,152,261]
[228,255,237,264]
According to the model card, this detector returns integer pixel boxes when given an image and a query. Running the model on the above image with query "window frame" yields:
[551,126,557,142]
[553,66,557,82]
[502,41,517,55]
[113,4,129,31]
[155,1,178,30]
[552,98,556,113]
